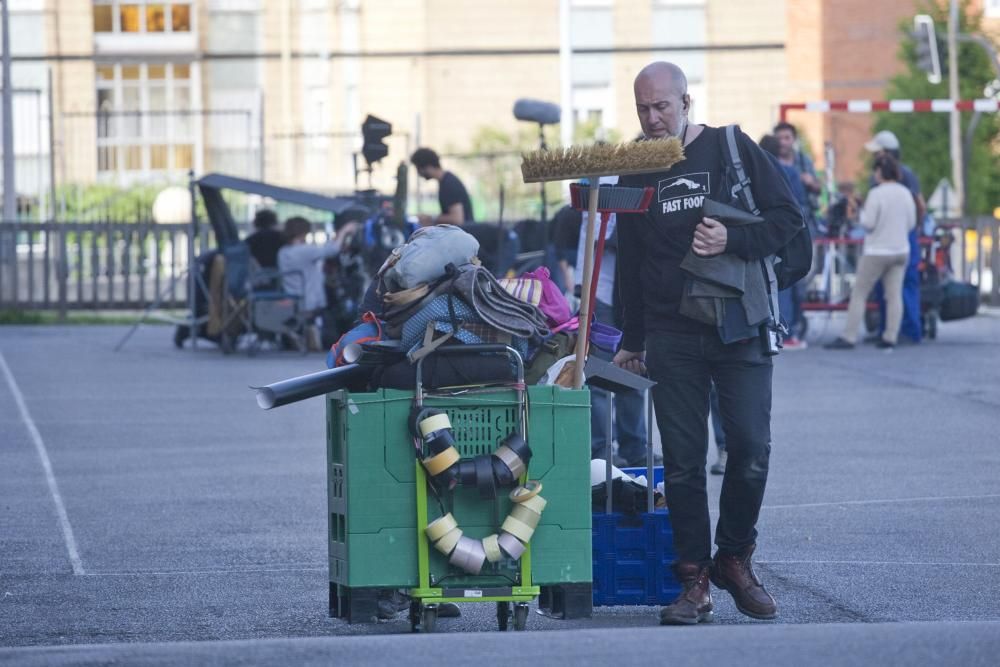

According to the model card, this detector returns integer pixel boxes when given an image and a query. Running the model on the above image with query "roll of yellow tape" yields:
[518,494,547,514]
[510,504,541,529]
[419,413,452,437]
[434,526,463,556]
[422,446,460,476]
[497,531,527,560]
[501,514,535,543]
[425,513,458,542]
[482,534,503,563]
[509,480,543,503]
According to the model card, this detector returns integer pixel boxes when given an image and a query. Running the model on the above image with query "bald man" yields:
[613,62,803,625]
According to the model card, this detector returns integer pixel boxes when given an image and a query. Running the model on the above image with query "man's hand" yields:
[613,348,646,376]
[692,216,727,256]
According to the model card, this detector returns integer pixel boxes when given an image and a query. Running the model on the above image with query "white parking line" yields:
[761,493,1000,511]
[0,351,85,575]
[81,566,326,577]
[760,559,1000,567]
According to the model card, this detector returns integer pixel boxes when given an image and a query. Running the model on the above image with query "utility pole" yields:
[948,0,964,216]
[2,0,15,222]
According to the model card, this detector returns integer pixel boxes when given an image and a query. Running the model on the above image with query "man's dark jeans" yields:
[645,330,772,564]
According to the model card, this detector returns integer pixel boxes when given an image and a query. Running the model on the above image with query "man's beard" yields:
[668,117,688,141]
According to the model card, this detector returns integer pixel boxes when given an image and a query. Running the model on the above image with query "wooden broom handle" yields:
[573,177,601,389]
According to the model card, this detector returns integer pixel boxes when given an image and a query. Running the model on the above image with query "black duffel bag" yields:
[939,280,979,321]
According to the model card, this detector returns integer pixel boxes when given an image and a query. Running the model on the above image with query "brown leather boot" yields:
[659,562,714,625]
[710,544,777,620]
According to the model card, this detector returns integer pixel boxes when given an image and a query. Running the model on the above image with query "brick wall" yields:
[786,0,915,183]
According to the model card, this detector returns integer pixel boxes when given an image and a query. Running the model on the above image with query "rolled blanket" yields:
[451,264,550,340]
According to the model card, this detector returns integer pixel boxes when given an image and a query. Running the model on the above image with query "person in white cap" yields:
[862,130,926,345]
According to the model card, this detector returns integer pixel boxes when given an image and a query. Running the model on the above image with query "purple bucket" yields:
[589,321,622,352]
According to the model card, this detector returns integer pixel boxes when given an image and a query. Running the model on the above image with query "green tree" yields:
[874,0,1000,214]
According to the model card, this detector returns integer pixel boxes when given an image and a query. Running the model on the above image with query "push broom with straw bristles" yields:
[521,138,685,389]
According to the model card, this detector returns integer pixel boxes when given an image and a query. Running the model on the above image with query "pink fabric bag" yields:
[521,266,571,327]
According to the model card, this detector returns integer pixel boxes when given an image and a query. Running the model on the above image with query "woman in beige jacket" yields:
[825,155,916,351]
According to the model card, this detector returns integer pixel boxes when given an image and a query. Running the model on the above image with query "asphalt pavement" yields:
[1,312,999,665]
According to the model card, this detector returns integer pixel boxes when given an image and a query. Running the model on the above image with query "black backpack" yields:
[719,124,812,291]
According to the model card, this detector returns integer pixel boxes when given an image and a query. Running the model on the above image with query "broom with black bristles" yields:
[522,138,685,389]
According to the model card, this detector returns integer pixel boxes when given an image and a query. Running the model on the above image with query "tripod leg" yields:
[114,269,190,352]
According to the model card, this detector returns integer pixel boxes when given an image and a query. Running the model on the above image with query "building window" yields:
[93,1,192,33]
[987,0,1000,18]
[95,62,196,177]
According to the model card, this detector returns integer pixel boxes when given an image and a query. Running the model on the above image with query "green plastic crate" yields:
[327,385,592,595]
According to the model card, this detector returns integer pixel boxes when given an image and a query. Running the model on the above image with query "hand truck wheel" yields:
[421,604,438,633]
[513,602,529,631]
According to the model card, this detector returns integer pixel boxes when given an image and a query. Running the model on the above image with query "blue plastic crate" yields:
[592,510,682,606]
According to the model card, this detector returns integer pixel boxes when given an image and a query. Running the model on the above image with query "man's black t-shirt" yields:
[616,126,801,347]
[245,228,285,268]
[439,171,475,223]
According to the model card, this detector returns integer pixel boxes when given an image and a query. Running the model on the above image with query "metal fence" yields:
[0,220,338,312]
[0,221,204,312]
[0,217,996,313]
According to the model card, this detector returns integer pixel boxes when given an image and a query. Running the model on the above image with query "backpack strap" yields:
[721,124,782,336]
[724,124,760,215]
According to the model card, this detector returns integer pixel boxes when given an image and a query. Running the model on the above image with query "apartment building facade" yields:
[3,0,960,217]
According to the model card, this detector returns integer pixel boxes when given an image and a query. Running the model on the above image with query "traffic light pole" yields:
[948,0,964,216]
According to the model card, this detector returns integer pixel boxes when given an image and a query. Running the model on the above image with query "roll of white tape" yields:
[510,503,541,529]
[426,513,458,542]
[422,446,460,476]
[497,531,527,560]
[509,480,543,503]
[518,494,547,514]
[434,526,463,555]
[450,536,487,575]
[494,445,526,478]
[482,534,503,563]
[419,413,452,437]
[501,515,535,543]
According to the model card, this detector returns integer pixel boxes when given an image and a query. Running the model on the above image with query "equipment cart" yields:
[327,345,592,631]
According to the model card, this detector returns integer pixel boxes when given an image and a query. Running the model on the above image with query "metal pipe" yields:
[605,392,613,515]
[2,0,16,223]
[948,0,964,215]
[47,68,56,222]
[254,364,370,410]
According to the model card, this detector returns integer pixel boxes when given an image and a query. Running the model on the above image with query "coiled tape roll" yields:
[419,413,452,437]
[497,531,527,560]
[450,536,487,574]
[434,526,463,556]
[482,534,503,563]
[422,447,460,476]
[510,503,541,529]
[494,445,526,479]
[518,494,547,514]
[501,515,535,543]
[510,481,543,503]
[426,513,458,542]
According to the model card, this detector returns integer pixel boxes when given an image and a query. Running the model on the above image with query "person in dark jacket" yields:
[245,209,284,268]
[614,61,802,626]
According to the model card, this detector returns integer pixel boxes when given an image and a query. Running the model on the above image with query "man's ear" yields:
[682,94,690,112]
